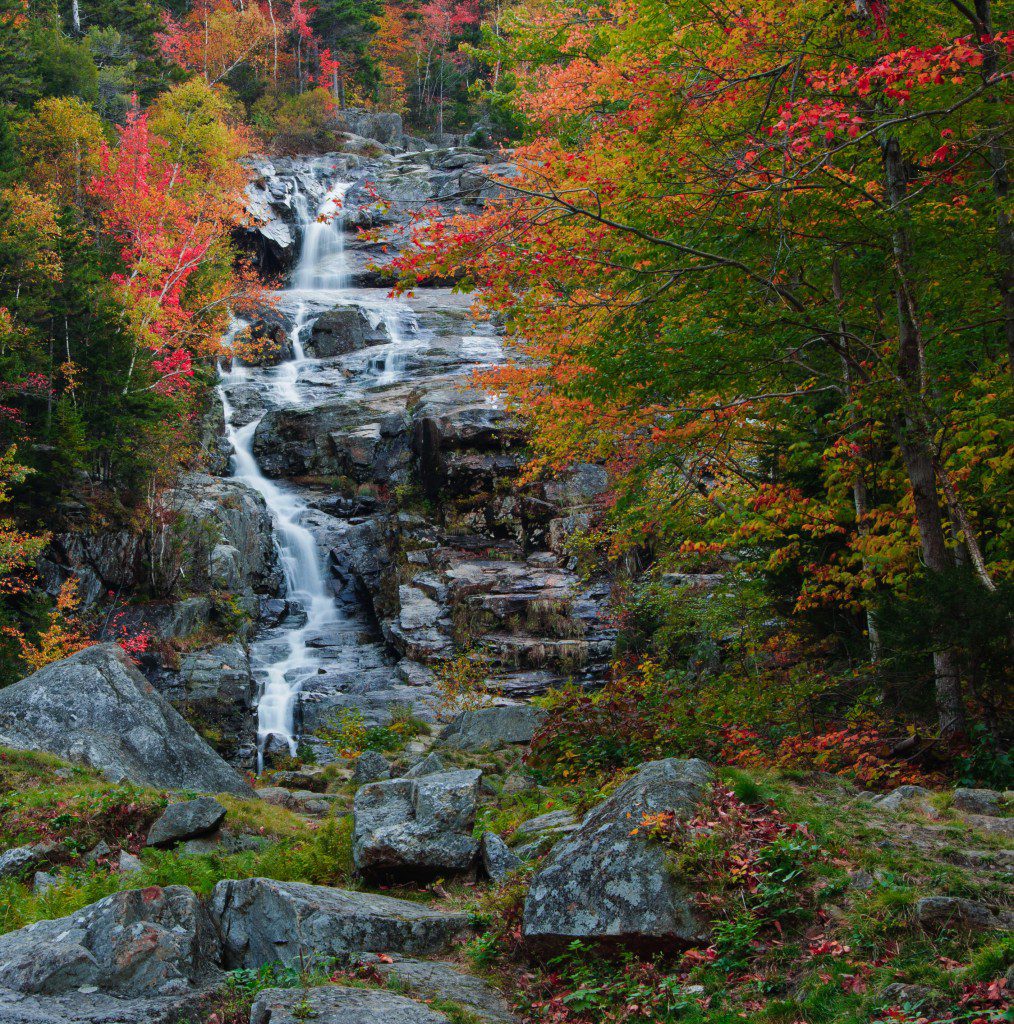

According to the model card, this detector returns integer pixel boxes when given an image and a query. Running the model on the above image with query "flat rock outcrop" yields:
[251,986,451,1024]
[211,878,471,967]
[359,955,517,1022]
[523,758,714,947]
[0,645,253,796]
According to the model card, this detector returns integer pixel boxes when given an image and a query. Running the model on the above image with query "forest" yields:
[0,1,1010,1023]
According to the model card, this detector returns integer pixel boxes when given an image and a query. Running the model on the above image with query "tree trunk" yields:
[883,135,967,739]
[831,258,881,664]
[973,0,1014,373]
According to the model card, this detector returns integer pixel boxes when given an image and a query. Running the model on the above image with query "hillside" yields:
[0,1,1010,1023]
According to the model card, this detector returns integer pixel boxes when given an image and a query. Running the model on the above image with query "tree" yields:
[15,97,105,205]
[397,0,1013,738]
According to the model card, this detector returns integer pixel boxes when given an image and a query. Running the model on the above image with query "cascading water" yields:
[218,169,361,768]
[216,156,501,768]
[292,176,351,291]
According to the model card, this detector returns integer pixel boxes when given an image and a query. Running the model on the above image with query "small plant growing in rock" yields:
[316,705,426,759]
[317,708,369,759]
[433,652,494,721]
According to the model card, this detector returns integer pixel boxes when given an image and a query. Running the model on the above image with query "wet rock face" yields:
[210,878,471,968]
[0,645,254,796]
[0,885,221,998]
[171,473,282,602]
[523,758,715,948]
[305,305,392,358]
[353,769,482,880]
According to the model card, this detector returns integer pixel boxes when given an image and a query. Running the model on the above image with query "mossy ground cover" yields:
[0,746,357,934]
[463,767,1012,1024]
[1,746,1010,1023]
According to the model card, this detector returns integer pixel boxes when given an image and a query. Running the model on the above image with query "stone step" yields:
[211,878,471,968]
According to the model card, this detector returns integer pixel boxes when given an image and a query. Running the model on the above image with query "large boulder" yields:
[146,797,227,848]
[522,758,714,948]
[352,769,481,879]
[952,788,1007,816]
[251,986,448,1024]
[332,107,405,148]
[211,878,470,968]
[0,885,221,998]
[438,706,546,752]
[305,306,391,358]
[0,645,254,796]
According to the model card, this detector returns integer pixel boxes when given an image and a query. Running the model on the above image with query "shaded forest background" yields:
[0,0,1010,787]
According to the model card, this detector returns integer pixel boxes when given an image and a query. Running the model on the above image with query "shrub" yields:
[433,653,494,721]
[640,785,825,968]
[316,705,427,759]
[253,87,338,153]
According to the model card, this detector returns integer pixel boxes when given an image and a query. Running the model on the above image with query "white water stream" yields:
[216,159,502,768]
[218,172,361,767]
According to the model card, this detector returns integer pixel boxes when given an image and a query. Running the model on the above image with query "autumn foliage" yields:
[398,0,1013,742]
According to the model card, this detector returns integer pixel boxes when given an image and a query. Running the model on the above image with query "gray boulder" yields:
[118,851,143,874]
[481,832,521,883]
[332,107,405,147]
[438,706,546,752]
[0,645,254,796]
[211,878,470,968]
[306,306,391,358]
[359,955,517,1022]
[31,872,58,895]
[352,750,391,784]
[873,785,934,813]
[251,987,448,1024]
[952,788,1006,816]
[403,752,446,779]
[146,797,227,848]
[0,885,220,997]
[0,844,58,881]
[915,896,1013,933]
[353,769,481,879]
[523,758,714,947]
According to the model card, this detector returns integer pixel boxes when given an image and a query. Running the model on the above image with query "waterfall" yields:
[217,385,336,768]
[292,176,351,292]
[217,169,357,768]
[216,157,446,768]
